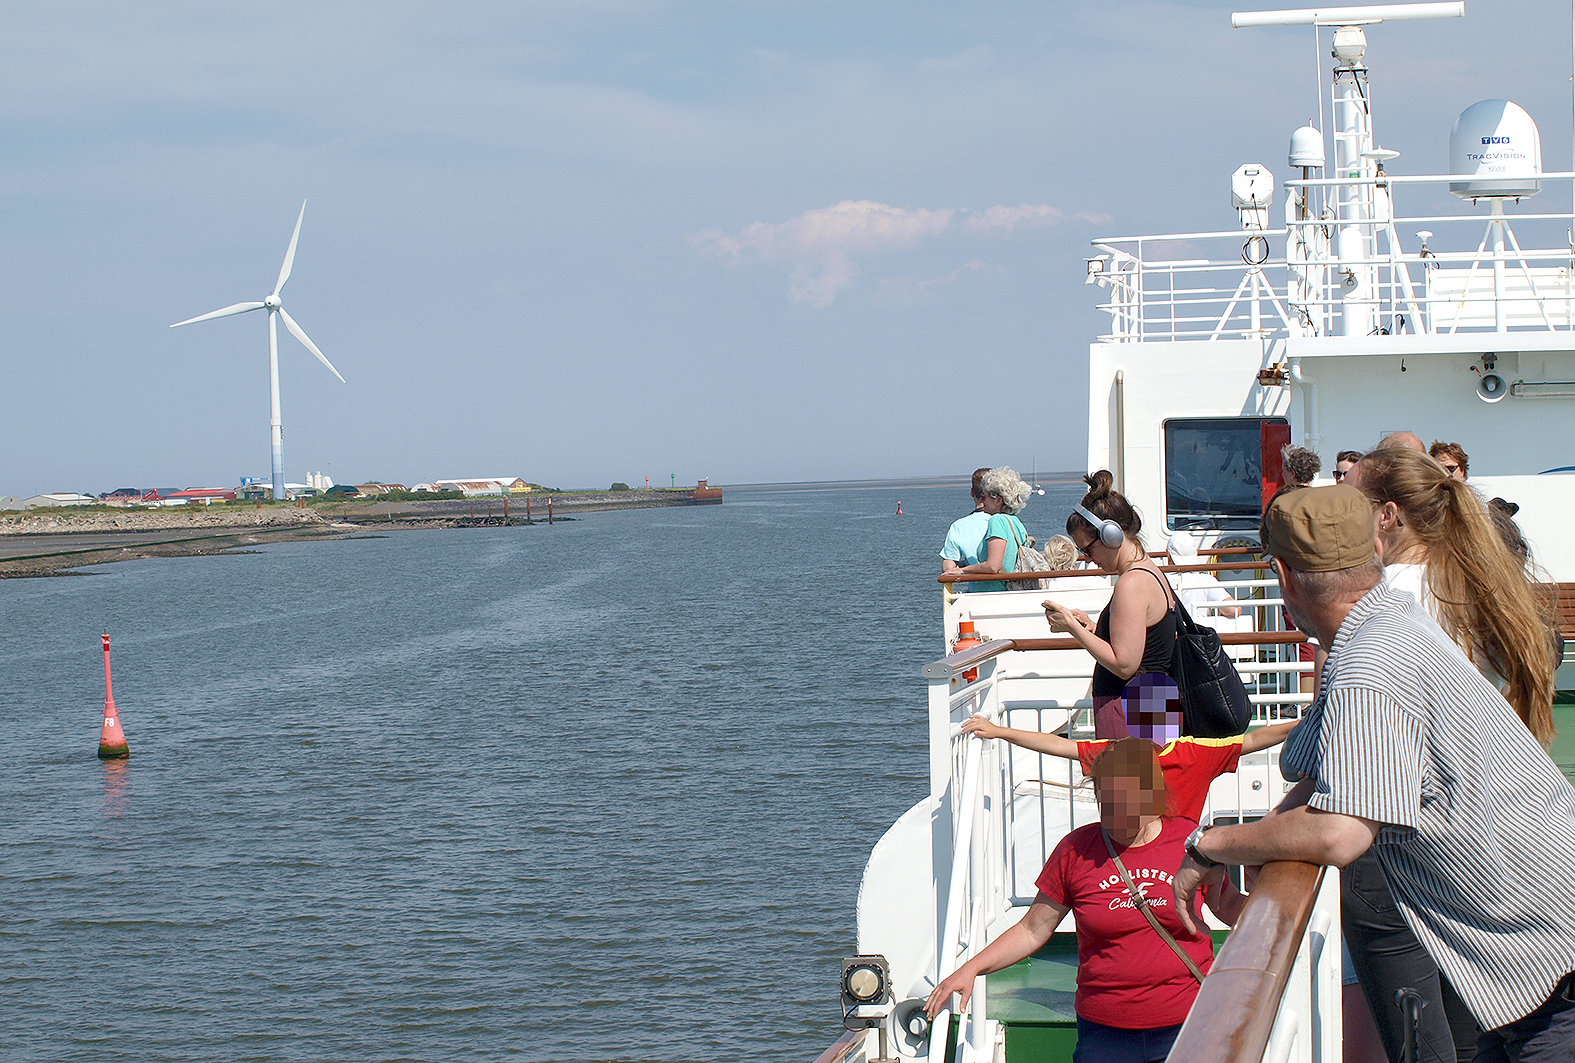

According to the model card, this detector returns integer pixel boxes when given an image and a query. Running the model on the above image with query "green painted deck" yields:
[1552,703,1575,787]
[983,931,1231,1061]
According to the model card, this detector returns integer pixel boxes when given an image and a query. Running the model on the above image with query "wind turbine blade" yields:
[170,301,266,327]
[278,307,346,383]
[274,200,306,295]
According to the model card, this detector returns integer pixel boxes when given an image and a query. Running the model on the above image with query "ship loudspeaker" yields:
[1477,372,1508,403]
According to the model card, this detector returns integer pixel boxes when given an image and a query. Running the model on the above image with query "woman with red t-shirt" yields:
[924,738,1240,1063]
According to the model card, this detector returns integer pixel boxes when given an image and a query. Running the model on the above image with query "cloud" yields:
[691,199,1078,306]
[873,260,1001,306]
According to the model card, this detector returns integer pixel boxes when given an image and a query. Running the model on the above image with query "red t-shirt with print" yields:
[1078,736,1243,823]
[1035,818,1213,1028]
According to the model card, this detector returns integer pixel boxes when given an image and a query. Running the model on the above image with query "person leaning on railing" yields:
[939,467,992,592]
[926,738,1243,1063]
[1172,485,1575,1063]
[948,466,1033,593]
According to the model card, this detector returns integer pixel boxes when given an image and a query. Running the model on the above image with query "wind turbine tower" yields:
[170,202,346,501]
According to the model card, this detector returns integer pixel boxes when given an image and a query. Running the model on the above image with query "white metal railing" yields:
[924,565,1318,1062]
[1087,176,1575,342]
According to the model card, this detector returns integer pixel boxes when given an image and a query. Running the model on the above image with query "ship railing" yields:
[941,564,1312,725]
[1087,186,1575,341]
[920,583,1314,1063]
[1168,861,1343,1063]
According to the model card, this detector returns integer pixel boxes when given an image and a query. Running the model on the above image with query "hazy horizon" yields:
[5,1,1571,496]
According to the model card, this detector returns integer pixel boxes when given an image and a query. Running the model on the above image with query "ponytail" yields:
[1361,448,1556,745]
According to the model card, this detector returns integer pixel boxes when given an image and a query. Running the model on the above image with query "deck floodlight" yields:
[1233,164,1273,230]
[841,955,892,1008]
[841,955,897,1059]
[1086,257,1107,285]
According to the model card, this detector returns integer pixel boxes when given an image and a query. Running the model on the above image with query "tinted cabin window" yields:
[1164,417,1287,530]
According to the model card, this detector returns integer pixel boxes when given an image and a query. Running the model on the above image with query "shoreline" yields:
[0,490,713,578]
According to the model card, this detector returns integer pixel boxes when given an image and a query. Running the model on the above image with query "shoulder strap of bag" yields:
[1006,518,1025,569]
[1139,564,1180,613]
[1144,565,1212,635]
[1101,828,1206,983]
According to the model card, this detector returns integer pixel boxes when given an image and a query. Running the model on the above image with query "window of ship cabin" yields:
[1163,417,1288,531]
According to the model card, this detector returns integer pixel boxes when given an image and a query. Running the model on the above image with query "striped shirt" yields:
[1280,582,1575,1031]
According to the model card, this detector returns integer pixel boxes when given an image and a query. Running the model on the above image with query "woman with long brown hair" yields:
[1359,446,1556,746]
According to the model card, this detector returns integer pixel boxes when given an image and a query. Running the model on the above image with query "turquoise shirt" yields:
[941,511,990,593]
[981,513,1028,592]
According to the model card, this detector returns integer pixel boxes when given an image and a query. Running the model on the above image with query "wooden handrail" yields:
[808,1029,861,1063]
[1168,862,1327,1063]
[922,630,1310,678]
[940,561,1272,585]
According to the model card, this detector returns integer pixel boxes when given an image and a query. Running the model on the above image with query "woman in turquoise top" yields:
[951,466,1031,592]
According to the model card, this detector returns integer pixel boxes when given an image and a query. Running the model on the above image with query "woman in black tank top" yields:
[1044,471,1176,738]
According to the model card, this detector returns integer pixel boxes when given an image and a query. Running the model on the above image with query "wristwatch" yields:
[1185,824,1222,869]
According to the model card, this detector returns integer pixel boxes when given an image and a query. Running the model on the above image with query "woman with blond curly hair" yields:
[950,466,1033,593]
[1359,446,1556,746]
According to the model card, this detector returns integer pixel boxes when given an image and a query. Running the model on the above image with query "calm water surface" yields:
[0,480,1087,1062]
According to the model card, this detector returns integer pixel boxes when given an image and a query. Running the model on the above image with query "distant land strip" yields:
[0,489,711,578]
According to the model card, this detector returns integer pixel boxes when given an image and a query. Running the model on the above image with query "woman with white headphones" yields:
[1044,470,1177,738]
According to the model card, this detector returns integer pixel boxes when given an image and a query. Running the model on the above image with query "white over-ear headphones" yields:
[1074,504,1125,549]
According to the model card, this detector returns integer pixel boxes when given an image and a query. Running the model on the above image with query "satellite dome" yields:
[1289,125,1324,169]
[1449,100,1541,199]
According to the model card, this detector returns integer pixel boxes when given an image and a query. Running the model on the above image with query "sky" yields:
[4,0,1574,494]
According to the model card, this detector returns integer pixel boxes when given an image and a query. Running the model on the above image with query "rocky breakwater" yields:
[0,507,330,535]
[0,506,343,578]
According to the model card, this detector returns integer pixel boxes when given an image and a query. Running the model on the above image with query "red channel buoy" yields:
[98,633,129,760]
[896,501,903,515]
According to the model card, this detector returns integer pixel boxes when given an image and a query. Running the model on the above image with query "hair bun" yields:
[1083,470,1114,500]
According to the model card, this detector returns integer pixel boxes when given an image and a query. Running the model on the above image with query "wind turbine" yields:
[170,201,346,501]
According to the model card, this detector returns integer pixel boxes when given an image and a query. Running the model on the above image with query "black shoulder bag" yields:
[1144,569,1252,738]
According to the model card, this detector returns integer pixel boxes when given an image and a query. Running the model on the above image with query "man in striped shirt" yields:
[1173,485,1575,1062]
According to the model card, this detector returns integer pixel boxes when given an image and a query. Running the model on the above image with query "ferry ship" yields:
[818,4,1575,1061]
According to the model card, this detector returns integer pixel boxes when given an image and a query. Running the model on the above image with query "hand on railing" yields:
[925,979,972,1022]
[1173,858,1226,937]
[958,715,1006,742]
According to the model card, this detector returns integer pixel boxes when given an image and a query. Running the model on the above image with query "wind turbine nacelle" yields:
[1449,100,1541,200]
[265,294,282,309]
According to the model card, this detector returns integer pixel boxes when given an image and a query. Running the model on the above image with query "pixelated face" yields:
[1124,674,1181,744]
[1094,743,1163,843]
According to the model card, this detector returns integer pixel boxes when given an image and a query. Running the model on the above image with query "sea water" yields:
[0,479,1088,1062]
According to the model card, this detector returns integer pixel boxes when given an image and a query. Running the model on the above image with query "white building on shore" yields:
[24,493,96,508]
[430,477,530,497]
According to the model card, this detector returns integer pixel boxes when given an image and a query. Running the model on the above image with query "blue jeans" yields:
[1073,1017,1182,1063]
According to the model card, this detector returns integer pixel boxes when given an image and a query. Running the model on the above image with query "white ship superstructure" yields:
[820,5,1575,1063]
